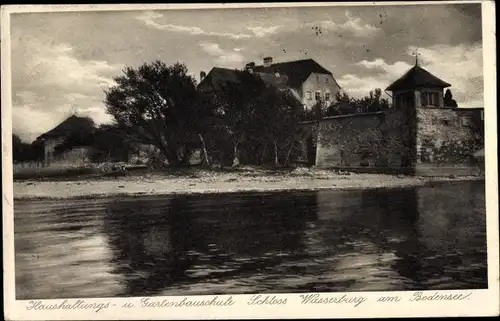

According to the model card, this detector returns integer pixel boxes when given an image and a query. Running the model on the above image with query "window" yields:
[325,92,330,102]
[315,92,321,101]
[325,77,329,84]
[306,91,312,100]
[395,92,414,109]
[421,92,440,107]
[316,76,320,83]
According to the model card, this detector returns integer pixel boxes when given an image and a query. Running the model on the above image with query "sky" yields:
[9,3,483,142]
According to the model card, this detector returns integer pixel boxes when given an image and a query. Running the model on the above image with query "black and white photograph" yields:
[2,2,498,320]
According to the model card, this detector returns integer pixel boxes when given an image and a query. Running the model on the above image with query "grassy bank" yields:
[12,166,483,200]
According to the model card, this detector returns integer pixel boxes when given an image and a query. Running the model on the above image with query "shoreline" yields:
[11,171,484,201]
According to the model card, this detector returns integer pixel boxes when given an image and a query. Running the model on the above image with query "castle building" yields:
[250,57,342,109]
[198,57,341,110]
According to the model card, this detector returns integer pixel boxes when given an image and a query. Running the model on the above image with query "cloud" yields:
[199,42,246,67]
[337,43,483,107]
[12,38,122,142]
[246,25,282,37]
[356,59,413,79]
[135,11,253,39]
[307,10,381,37]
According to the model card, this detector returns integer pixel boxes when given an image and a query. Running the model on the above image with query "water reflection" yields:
[103,193,319,296]
[15,181,487,299]
[104,196,194,296]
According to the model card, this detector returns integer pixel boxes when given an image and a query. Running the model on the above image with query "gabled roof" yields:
[197,67,302,107]
[37,115,96,140]
[386,64,451,91]
[253,58,334,91]
[197,67,286,91]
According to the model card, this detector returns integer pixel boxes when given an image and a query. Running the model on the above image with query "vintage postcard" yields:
[2,2,499,320]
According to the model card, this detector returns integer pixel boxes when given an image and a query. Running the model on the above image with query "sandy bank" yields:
[12,167,483,200]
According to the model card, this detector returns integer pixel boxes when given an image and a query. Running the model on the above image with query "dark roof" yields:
[386,64,451,91]
[253,58,334,90]
[37,115,96,140]
[197,67,302,108]
[197,67,285,91]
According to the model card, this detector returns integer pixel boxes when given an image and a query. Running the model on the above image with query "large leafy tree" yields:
[104,61,211,166]
[204,71,302,167]
[88,124,134,162]
[211,72,269,167]
[252,88,303,166]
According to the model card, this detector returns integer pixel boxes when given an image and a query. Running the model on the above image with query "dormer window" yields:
[421,92,440,107]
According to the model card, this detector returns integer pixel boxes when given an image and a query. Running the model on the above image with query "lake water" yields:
[14,180,487,299]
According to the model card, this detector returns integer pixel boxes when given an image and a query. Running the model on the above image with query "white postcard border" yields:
[2,2,499,320]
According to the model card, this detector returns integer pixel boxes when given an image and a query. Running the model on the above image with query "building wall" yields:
[44,138,64,165]
[44,137,92,166]
[415,107,484,176]
[301,73,341,109]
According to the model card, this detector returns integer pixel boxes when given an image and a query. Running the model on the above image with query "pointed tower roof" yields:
[386,65,451,92]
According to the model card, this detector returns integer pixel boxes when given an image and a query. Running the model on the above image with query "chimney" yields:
[263,56,273,67]
[200,71,206,82]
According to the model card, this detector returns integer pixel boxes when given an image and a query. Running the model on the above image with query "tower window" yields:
[421,92,440,107]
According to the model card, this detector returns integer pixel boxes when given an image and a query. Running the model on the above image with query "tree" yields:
[88,124,134,162]
[104,61,211,167]
[444,89,458,107]
[12,134,45,162]
[12,134,28,162]
[252,88,303,166]
[326,88,390,117]
[211,72,269,167]
[302,100,327,121]
[326,91,355,116]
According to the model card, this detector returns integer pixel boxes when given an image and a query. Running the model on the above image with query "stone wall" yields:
[316,111,408,170]
[415,108,484,176]
[305,106,483,176]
